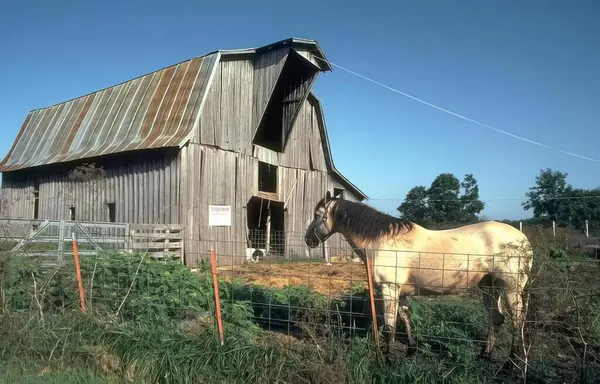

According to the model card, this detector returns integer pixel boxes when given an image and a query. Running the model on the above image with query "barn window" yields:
[106,202,116,223]
[69,205,76,221]
[334,188,345,200]
[253,50,319,152]
[33,178,39,220]
[258,161,277,194]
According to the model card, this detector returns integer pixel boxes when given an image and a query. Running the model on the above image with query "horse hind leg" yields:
[480,287,505,359]
[502,277,528,361]
[479,275,506,359]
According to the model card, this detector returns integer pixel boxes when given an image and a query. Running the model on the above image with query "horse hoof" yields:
[501,359,516,371]
[383,340,404,358]
[478,349,492,361]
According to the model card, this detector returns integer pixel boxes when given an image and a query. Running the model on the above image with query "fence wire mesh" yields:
[1,221,600,383]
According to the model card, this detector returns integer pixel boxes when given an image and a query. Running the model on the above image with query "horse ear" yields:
[325,190,331,202]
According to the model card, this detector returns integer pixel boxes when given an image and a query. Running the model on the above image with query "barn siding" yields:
[279,100,312,169]
[180,143,357,266]
[251,98,328,172]
[1,149,180,224]
[0,177,34,218]
[197,58,254,155]
[181,144,358,266]
[252,47,289,135]
[182,143,257,267]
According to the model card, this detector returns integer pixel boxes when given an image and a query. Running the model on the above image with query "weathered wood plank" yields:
[130,223,183,230]
[131,242,182,249]
[220,61,234,151]
[309,101,328,171]
[239,59,254,155]
[252,47,289,136]
[199,62,220,146]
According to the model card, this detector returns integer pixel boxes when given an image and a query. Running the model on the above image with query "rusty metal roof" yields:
[0,52,219,172]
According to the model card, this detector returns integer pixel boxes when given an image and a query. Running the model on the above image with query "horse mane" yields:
[331,199,414,244]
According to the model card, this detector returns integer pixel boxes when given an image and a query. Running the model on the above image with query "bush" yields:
[0,251,257,332]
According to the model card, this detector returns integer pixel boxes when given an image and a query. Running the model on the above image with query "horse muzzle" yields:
[305,234,320,248]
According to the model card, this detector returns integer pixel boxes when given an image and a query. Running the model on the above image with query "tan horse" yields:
[304,191,533,361]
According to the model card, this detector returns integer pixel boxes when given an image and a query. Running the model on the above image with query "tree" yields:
[523,168,600,229]
[427,173,462,224]
[397,173,486,226]
[522,169,570,221]
[397,186,429,225]
[460,174,485,222]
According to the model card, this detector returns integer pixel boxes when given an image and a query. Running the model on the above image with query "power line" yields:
[368,195,600,202]
[313,56,600,164]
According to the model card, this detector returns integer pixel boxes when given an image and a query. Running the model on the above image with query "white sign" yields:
[209,205,231,227]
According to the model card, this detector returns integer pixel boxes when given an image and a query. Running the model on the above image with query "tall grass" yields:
[1,243,600,383]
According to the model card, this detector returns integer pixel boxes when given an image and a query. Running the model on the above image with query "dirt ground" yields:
[217,259,368,297]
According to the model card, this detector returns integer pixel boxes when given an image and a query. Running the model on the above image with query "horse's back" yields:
[465,221,533,279]
[417,221,532,280]
[372,221,532,292]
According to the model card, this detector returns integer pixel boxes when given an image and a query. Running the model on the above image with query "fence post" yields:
[165,229,170,256]
[553,221,556,238]
[58,220,65,266]
[365,252,380,353]
[519,221,523,232]
[72,231,86,313]
[125,223,130,252]
[210,249,224,346]
[323,240,331,266]
[585,220,589,238]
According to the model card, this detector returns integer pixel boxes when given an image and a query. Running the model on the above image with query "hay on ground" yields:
[217,261,368,296]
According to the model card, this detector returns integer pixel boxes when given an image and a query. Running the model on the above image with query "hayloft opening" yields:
[33,178,39,220]
[253,50,319,152]
[246,197,285,256]
[334,188,345,200]
[106,202,116,222]
[258,161,278,194]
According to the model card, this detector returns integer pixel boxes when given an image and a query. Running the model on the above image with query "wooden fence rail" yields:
[0,218,183,263]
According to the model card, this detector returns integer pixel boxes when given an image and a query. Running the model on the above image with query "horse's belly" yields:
[410,269,487,295]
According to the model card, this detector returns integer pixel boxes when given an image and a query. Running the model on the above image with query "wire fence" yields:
[1,221,600,382]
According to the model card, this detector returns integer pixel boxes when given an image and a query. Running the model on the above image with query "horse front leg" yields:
[379,283,400,354]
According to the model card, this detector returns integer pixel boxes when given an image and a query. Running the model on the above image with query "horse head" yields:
[304,190,341,248]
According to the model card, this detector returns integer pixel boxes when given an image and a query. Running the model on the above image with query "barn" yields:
[0,37,367,266]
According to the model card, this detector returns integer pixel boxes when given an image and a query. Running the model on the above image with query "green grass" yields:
[0,309,502,384]
[1,244,600,383]
[0,362,124,384]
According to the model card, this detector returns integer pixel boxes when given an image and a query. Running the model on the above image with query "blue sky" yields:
[0,0,598,220]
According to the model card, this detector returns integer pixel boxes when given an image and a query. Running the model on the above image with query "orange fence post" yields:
[365,254,380,351]
[210,250,225,345]
[72,232,86,313]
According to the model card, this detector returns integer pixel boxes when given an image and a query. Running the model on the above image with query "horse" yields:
[304,191,533,362]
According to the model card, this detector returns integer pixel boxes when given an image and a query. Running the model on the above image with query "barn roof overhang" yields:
[307,92,368,201]
[217,37,333,72]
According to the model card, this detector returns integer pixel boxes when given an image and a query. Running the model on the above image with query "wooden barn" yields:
[0,37,367,266]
